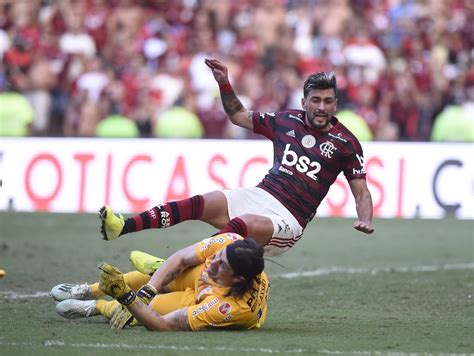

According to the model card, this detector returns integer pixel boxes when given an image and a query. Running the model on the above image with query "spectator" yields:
[0,92,34,136]
[96,113,139,138]
[58,1,96,58]
[336,109,373,142]
[0,0,471,142]
[155,105,204,139]
[431,105,474,142]
[154,87,204,139]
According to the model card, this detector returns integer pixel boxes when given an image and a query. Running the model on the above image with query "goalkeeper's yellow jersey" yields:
[186,233,270,331]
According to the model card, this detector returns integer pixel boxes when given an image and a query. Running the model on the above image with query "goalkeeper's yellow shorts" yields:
[118,263,204,315]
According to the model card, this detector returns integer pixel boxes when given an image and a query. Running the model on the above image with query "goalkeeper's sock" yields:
[217,217,248,237]
[97,300,120,319]
[121,195,204,235]
[90,282,105,298]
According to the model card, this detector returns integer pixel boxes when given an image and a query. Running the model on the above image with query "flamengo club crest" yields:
[319,141,336,158]
[301,135,316,148]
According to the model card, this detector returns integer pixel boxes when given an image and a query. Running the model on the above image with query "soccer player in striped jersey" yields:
[100,58,374,257]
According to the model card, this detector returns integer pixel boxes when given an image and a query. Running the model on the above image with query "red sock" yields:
[217,217,248,237]
[122,195,204,234]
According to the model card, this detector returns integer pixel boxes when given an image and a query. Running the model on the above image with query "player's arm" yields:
[204,58,253,130]
[127,301,191,331]
[348,178,374,234]
[98,262,193,331]
[147,243,201,293]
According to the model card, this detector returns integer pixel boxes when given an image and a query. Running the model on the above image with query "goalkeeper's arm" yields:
[125,243,201,330]
[127,300,191,331]
[98,262,192,331]
[147,243,201,293]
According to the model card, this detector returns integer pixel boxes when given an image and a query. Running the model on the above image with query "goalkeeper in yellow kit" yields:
[50,233,270,331]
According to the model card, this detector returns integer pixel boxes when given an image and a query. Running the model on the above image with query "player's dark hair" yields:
[303,72,337,98]
[226,238,264,297]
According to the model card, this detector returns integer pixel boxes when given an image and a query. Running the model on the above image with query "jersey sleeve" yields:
[187,295,251,331]
[252,111,277,140]
[194,233,243,263]
[342,142,367,181]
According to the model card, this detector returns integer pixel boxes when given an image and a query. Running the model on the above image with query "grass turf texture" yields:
[0,212,472,355]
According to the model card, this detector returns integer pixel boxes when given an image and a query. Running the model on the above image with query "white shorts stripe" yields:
[267,236,301,248]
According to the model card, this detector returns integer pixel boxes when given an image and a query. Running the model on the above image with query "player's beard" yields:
[307,112,331,131]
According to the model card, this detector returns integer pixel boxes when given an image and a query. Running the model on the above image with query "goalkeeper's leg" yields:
[96,299,122,319]
[51,271,151,302]
[91,270,150,295]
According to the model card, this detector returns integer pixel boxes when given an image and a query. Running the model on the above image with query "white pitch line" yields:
[1,341,472,356]
[1,263,473,300]
[0,291,50,299]
[276,262,474,279]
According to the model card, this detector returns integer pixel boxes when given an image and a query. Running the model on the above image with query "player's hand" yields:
[353,221,374,234]
[109,283,157,329]
[204,58,229,85]
[98,262,134,303]
[110,304,137,329]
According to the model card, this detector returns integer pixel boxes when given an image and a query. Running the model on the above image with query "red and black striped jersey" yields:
[252,109,366,228]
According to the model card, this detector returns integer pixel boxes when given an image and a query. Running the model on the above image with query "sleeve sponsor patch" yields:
[191,297,219,317]
[199,237,227,251]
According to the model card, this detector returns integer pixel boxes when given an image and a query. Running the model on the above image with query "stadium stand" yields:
[1,0,473,141]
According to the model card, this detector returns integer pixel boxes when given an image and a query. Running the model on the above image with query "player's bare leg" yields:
[200,191,232,228]
[235,214,274,247]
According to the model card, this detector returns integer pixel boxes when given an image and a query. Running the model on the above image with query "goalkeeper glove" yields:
[109,284,158,329]
[98,262,136,305]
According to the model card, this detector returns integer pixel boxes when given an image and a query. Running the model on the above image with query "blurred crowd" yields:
[0,0,473,141]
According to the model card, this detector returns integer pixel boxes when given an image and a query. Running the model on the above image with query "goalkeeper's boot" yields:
[50,283,92,302]
[130,251,166,276]
[56,299,99,319]
[99,205,124,241]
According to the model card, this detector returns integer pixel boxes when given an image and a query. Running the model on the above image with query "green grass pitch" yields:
[0,212,473,355]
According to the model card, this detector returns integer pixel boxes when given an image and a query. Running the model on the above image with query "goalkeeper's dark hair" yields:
[225,238,264,298]
[303,71,337,98]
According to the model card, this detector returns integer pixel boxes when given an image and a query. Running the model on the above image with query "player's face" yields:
[207,248,238,286]
[302,88,337,131]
